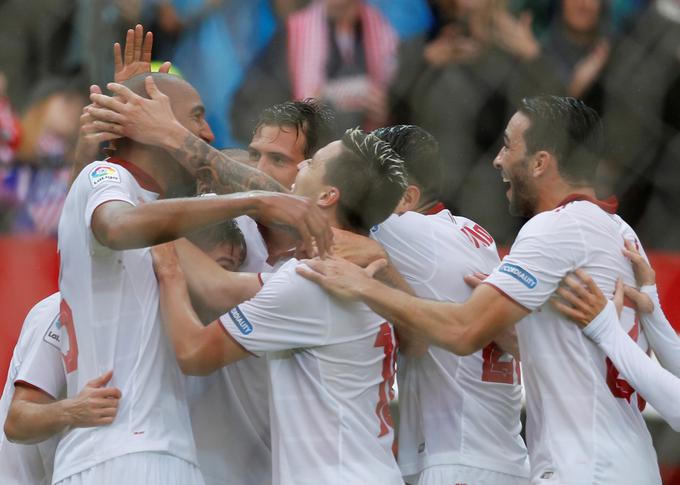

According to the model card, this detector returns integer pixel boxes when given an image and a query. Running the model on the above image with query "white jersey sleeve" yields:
[82,162,136,226]
[584,301,680,431]
[14,309,65,399]
[484,210,587,310]
[638,285,680,377]
[219,260,339,355]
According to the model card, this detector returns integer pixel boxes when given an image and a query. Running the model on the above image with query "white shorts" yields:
[54,452,205,485]
[416,464,529,485]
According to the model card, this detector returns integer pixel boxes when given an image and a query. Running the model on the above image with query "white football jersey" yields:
[187,213,275,485]
[236,215,273,273]
[219,259,403,485]
[0,293,63,485]
[54,160,197,483]
[371,210,529,481]
[484,195,660,484]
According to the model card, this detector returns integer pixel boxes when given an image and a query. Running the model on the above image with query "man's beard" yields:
[508,162,538,218]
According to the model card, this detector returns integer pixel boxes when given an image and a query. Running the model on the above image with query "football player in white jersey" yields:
[151,128,408,485]
[0,294,121,485]
[186,101,334,485]
[363,125,529,485]
[57,72,332,485]
[298,96,665,484]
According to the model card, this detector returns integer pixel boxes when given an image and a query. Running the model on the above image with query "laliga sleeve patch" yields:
[89,164,121,188]
[42,314,62,350]
[228,307,253,335]
[498,263,538,289]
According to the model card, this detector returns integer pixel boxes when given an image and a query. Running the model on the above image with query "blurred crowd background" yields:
[0,0,679,249]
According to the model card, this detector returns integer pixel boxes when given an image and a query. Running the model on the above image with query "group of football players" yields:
[2,24,680,485]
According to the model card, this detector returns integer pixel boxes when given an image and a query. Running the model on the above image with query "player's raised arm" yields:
[296,257,528,355]
[4,371,121,444]
[88,77,286,195]
[72,24,172,182]
[152,243,256,376]
[552,270,680,431]
[91,190,331,257]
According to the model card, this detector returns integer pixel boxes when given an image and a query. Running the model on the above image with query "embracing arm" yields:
[637,285,680,377]
[153,244,253,375]
[91,190,330,254]
[583,301,680,431]
[297,257,528,355]
[175,237,261,316]
[553,269,680,430]
[91,193,259,250]
[622,243,680,376]
[5,371,121,444]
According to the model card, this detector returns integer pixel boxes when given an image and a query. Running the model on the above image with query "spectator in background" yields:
[232,0,398,142]
[389,0,557,245]
[540,0,612,103]
[368,0,434,38]
[599,0,680,250]
[0,81,86,236]
[71,0,147,90]
[155,0,277,147]
[0,73,20,167]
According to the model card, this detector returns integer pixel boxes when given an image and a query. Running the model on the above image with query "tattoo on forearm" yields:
[173,133,286,194]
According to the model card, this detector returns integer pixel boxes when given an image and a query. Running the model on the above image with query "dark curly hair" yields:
[254,99,336,158]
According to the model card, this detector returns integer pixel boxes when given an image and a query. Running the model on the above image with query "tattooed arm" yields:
[169,128,287,194]
[88,76,287,194]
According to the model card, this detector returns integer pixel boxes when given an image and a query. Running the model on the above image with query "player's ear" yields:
[532,150,551,178]
[318,186,340,208]
[394,185,421,215]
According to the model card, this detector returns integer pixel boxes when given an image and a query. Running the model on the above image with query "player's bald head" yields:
[122,72,198,104]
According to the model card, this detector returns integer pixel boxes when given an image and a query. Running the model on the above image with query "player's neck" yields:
[115,145,170,195]
[535,183,596,214]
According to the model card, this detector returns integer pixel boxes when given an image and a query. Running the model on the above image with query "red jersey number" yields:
[461,224,494,248]
[60,298,79,373]
[482,342,520,384]
[606,317,646,411]
[374,322,396,438]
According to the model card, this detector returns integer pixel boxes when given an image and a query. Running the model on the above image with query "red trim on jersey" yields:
[14,380,57,400]
[216,318,258,358]
[623,295,637,310]
[423,202,446,215]
[106,157,164,196]
[480,282,532,313]
[556,194,618,214]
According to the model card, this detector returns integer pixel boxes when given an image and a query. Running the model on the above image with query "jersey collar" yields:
[556,193,618,214]
[422,201,446,215]
[106,157,164,196]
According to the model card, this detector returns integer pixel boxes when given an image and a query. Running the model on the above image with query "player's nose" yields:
[492,152,503,170]
[200,121,215,145]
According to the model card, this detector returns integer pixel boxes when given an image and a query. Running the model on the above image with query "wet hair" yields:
[519,95,603,185]
[254,99,335,158]
[372,125,443,205]
[323,127,408,233]
[187,219,247,264]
